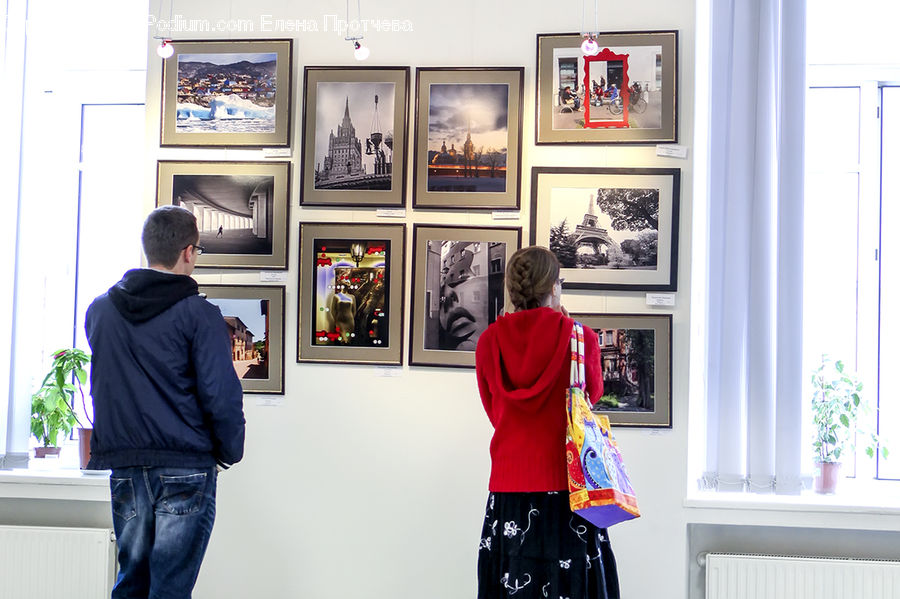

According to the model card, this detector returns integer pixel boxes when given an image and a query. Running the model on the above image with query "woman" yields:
[475,246,619,599]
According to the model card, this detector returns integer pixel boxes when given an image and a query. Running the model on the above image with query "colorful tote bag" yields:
[565,321,641,528]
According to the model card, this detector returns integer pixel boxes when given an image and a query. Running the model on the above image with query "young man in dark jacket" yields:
[85,205,245,598]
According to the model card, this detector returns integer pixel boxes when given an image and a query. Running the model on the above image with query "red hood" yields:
[482,307,573,408]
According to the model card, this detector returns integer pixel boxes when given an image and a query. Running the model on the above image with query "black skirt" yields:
[477,491,620,599]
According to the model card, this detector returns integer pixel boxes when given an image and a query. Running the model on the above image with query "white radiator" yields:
[0,525,116,599]
[706,553,900,599]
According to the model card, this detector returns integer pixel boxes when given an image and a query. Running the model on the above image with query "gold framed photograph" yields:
[160,39,293,147]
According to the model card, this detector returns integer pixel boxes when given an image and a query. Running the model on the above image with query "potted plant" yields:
[811,355,887,494]
[30,348,92,466]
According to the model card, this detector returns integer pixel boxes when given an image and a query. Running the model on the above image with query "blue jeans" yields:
[109,466,217,599]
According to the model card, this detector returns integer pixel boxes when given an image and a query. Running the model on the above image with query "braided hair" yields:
[505,246,560,312]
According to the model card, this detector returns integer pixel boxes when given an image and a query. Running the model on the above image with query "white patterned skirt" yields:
[477,491,620,599]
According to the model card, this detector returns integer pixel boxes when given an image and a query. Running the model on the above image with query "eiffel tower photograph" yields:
[548,186,660,270]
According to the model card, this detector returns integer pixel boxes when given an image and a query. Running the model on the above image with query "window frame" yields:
[806,65,900,483]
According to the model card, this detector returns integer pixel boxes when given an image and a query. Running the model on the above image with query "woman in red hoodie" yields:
[475,246,619,599]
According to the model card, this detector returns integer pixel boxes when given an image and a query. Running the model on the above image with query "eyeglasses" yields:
[184,244,205,256]
[556,278,565,286]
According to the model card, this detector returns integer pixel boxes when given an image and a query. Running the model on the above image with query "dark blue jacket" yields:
[85,268,245,470]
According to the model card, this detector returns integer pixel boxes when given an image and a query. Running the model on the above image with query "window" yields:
[4,1,147,467]
[803,75,900,483]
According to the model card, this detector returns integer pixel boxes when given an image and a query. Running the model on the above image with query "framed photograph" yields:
[530,167,680,291]
[156,161,290,270]
[297,223,406,365]
[413,67,524,209]
[409,225,522,368]
[161,39,293,147]
[535,31,678,144]
[570,313,672,428]
[199,285,285,395]
[300,67,409,207]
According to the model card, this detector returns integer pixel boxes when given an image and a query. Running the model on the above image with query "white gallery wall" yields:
[4,0,900,598]
[140,0,697,597]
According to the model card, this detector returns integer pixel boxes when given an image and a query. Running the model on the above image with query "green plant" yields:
[30,348,91,448]
[811,355,887,464]
[597,394,620,408]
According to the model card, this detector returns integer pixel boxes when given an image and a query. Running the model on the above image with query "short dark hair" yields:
[141,205,199,268]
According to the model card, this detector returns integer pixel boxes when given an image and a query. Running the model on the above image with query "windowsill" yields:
[0,467,110,502]
[685,478,900,517]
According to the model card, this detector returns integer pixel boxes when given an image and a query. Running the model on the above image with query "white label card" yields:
[375,367,402,377]
[259,271,288,282]
[256,397,284,407]
[376,208,407,218]
[492,211,520,221]
[655,144,688,159]
[645,292,676,306]
[262,148,292,158]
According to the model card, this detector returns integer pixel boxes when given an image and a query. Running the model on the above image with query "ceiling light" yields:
[581,35,599,56]
[156,39,174,59]
[353,41,370,61]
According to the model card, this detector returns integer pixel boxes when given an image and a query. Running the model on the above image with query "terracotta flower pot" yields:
[34,446,61,458]
[78,427,93,469]
[814,461,842,494]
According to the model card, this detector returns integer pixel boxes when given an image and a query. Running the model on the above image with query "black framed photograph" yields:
[535,31,678,144]
[409,225,521,368]
[413,67,524,209]
[161,39,293,147]
[156,161,290,270]
[530,167,680,291]
[199,285,285,395]
[570,313,672,428]
[300,67,410,207]
[297,223,406,365]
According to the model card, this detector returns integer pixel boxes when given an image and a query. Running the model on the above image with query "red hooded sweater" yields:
[476,307,603,492]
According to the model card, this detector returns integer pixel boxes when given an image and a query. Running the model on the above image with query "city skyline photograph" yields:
[314,80,396,188]
[426,83,510,193]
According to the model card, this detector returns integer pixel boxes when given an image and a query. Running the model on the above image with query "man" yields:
[561,85,581,110]
[85,205,245,598]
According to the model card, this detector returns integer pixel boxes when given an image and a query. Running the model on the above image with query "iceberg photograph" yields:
[176,52,278,134]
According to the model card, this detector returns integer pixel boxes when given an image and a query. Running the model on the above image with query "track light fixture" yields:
[580,0,601,56]
[157,39,175,59]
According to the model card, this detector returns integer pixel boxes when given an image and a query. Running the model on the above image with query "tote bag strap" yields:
[569,321,586,390]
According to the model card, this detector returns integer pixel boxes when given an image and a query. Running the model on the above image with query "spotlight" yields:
[353,41,370,61]
[581,35,600,56]
[581,35,599,56]
[156,39,174,59]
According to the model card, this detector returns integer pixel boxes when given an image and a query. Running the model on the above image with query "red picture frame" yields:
[582,48,630,129]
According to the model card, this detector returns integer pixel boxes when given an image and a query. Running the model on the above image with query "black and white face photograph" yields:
[423,240,507,351]
[172,174,274,255]
[427,83,510,193]
[548,186,660,270]
[176,52,278,134]
[313,81,396,191]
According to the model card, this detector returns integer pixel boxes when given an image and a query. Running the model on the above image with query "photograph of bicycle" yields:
[535,32,678,144]
[552,44,663,131]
